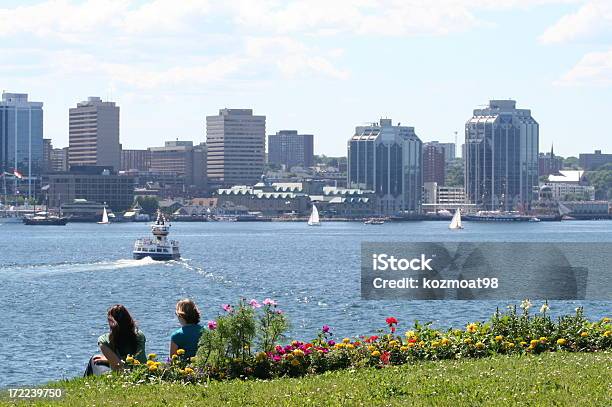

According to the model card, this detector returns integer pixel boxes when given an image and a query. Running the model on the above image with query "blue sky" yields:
[1,0,611,157]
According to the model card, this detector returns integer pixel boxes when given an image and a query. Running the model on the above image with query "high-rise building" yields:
[51,147,69,172]
[347,118,422,214]
[121,149,151,172]
[423,142,445,185]
[465,100,539,211]
[579,150,612,170]
[268,130,314,169]
[206,109,265,186]
[43,138,53,173]
[149,141,207,189]
[69,97,120,170]
[538,145,562,177]
[0,92,44,198]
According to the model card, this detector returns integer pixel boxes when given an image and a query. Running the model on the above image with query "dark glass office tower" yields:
[347,119,422,214]
[465,100,539,211]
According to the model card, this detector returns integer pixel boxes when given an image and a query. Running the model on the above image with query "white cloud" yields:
[539,0,612,44]
[555,48,612,86]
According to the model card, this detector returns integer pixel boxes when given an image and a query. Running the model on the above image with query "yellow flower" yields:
[345,344,355,350]
[464,338,472,345]
[400,346,408,351]
[148,364,158,372]
[407,342,416,348]
[147,353,157,360]
[580,332,588,337]
[184,367,194,375]
[504,342,515,349]
[171,354,178,360]
[290,358,300,366]
[520,341,527,347]
[603,330,611,338]
[495,335,503,342]
[256,352,267,362]
[146,360,155,367]
[389,340,399,347]
[440,338,450,346]
[475,342,485,350]
[176,349,186,356]
[539,337,548,343]
[602,317,610,323]
[431,341,440,348]
[371,350,381,357]
[557,338,567,346]
[293,349,305,357]
[466,323,478,333]
[368,345,376,352]
[342,337,351,344]
[334,343,344,349]
[405,330,417,339]
[125,356,135,364]
[285,353,294,360]
[530,339,539,347]
[418,341,425,347]
[133,360,141,365]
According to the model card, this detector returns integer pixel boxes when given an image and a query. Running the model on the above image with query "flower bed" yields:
[120,300,611,384]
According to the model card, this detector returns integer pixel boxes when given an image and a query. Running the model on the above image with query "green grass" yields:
[3,352,611,406]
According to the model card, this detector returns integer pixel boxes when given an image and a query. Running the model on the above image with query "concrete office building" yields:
[579,150,612,170]
[121,149,151,172]
[465,100,539,211]
[44,166,135,211]
[0,92,44,198]
[43,138,53,173]
[206,109,265,186]
[69,97,120,170]
[268,130,314,169]
[51,147,69,172]
[149,141,207,189]
[347,118,423,214]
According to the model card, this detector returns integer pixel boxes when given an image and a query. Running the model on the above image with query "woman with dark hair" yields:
[170,299,203,358]
[85,304,146,376]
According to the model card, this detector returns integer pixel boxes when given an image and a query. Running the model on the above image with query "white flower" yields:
[520,299,532,311]
[540,303,550,313]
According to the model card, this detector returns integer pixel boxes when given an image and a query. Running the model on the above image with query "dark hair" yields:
[176,298,201,324]
[107,304,138,355]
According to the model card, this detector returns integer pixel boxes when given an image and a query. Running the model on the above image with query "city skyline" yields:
[1,1,611,157]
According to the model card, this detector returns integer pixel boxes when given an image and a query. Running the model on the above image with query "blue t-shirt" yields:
[170,324,203,358]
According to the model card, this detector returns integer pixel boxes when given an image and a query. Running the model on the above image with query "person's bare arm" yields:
[170,340,178,357]
[99,344,123,371]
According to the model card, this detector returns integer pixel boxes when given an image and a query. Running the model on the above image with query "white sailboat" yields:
[307,204,320,226]
[449,209,463,230]
[98,206,110,224]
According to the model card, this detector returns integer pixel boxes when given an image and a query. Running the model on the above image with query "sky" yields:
[1,0,611,158]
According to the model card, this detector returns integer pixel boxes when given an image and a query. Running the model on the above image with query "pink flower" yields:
[262,298,277,306]
[276,309,283,315]
[322,325,330,333]
[272,355,281,362]
[221,304,233,313]
[249,299,261,308]
[207,320,217,330]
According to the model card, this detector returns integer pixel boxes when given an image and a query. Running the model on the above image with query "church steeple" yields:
[550,144,554,158]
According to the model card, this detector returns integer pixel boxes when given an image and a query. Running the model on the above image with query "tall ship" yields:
[23,211,68,226]
[133,211,180,261]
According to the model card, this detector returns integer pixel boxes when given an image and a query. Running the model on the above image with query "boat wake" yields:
[0,257,160,278]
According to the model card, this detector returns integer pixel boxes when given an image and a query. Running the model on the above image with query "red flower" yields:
[380,351,391,365]
[365,335,379,343]
[408,338,417,343]
[386,317,398,326]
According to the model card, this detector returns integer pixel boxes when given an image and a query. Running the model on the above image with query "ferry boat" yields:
[133,211,180,261]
